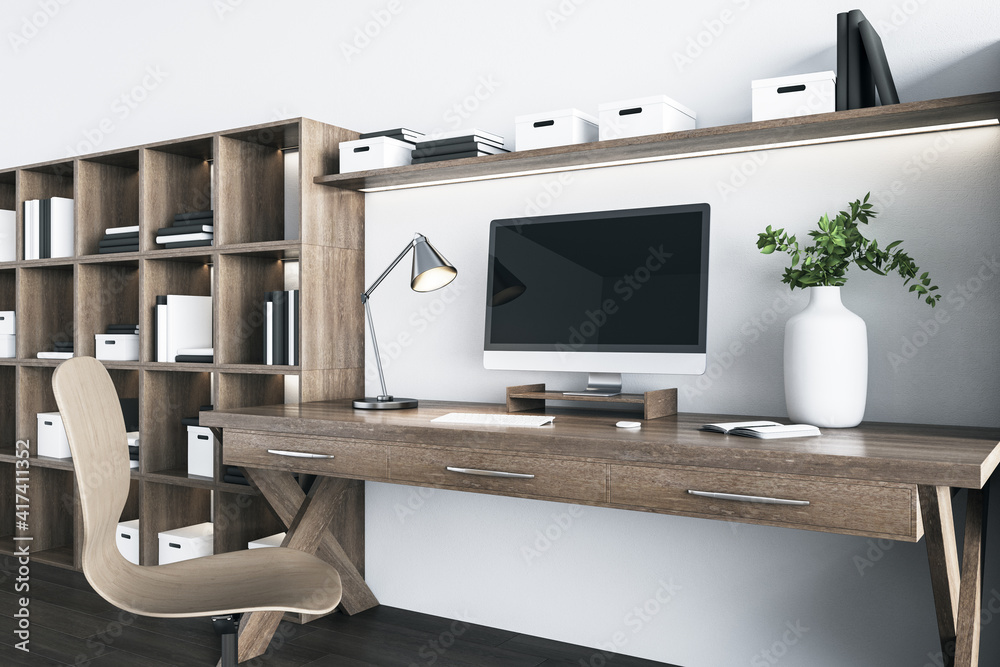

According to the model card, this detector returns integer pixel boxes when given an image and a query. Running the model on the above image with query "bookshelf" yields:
[0,118,364,571]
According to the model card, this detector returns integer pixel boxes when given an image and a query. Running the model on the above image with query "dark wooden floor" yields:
[0,558,676,667]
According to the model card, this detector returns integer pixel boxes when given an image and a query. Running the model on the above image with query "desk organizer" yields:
[506,384,677,420]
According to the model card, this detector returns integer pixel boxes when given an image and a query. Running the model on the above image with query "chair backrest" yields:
[52,357,135,595]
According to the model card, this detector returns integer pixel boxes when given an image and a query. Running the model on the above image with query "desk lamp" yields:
[353,233,457,409]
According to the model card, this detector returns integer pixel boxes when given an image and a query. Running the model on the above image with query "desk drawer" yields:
[224,431,387,479]
[390,447,606,504]
[611,464,918,541]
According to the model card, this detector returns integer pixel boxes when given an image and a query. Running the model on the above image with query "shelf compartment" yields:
[76,262,139,357]
[141,481,211,565]
[0,267,13,310]
[0,171,14,262]
[140,369,212,476]
[17,265,74,359]
[140,144,213,252]
[16,365,58,456]
[0,462,12,553]
[76,154,140,257]
[216,253,288,366]
[139,256,212,363]
[314,91,1000,192]
[217,372,289,410]
[22,466,77,569]
[216,134,286,245]
[213,489,283,555]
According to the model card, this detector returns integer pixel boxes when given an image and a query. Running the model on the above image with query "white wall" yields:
[4,1,999,665]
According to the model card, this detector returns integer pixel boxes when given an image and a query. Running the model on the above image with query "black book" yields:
[107,324,139,332]
[156,224,214,236]
[40,199,51,259]
[359,128,425,141]
[270,290,286,365]
[173,210,213,222]
[99,235,141,247]
[412,151,494,164]
[53,343,74,351]
[226,466,245,477]
[163,239,213,249]
[223,474,250,486]
[847,9,876,109]
[412,142,509,159]
[414,135,504,151]
[180,416,200,427]
[128,447,139,459]
[859,19,899,105]
[175,354,213,363]
[836,12,849,111]
[119,398,139,432]
[99,244,139,254]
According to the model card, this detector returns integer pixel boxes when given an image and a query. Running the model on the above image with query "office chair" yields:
[52,357,342,666]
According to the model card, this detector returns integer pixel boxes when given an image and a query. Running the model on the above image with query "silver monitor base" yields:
[562,372,623,398]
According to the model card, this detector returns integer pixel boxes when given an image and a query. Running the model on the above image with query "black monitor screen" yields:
[485,204,710,353]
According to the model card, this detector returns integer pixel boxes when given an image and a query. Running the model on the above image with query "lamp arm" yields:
[362,236,420,300]
[364,297,390,400]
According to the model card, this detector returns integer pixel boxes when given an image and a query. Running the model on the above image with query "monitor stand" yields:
[563,372,622,398]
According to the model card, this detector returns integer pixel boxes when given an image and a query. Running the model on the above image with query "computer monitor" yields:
[484,203,710,395]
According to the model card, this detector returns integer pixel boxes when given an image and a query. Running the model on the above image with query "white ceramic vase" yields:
[784,286,867,428]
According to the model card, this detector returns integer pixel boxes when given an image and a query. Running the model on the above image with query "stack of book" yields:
[24,197,74,259]
[263,290,299,365]
[106,323,138,335]
[411,129,508,164]
[99,226,139,254]
[153,295,213,362]
[360,127,425,143]
[156,211,214,249]
[127,432,140,469]
[223,466,248,486]
[38,339,73,359]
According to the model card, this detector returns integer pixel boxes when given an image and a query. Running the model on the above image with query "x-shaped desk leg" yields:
[234,468,380,663]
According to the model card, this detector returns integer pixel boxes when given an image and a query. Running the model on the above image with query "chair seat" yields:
[91,547,343,618]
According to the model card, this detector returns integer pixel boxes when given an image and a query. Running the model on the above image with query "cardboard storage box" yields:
[158,522,214,564]
[0,311,14,335]
[187,425,215,478]
[339,136,413,173]
[37,412,71,458]
[752,71,836,122]
[0,334,14,358]
[598,94,696,140]
[95,334,139,361]
[117,519,140,564]
[515,109,598,151]
[248,532,286,549]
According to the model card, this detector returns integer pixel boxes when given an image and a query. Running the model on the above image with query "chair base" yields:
[212,614,242,667]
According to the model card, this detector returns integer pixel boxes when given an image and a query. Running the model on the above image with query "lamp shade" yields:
[410,235,457,292]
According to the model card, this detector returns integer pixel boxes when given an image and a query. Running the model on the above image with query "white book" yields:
[265,301,273,365]
[700,420,782,434]
[126,432,140,447]
[37,351,73,359]
[25,200,38,260]
[155,299,168,362]
[287,290,296,366]
[0,209,15,262]
[702,422,821,439]
[165,295,213,363]
[434,128,504,144]
[176,347,213,355]
[50,197,74,258]
[106,225,140,235]
[156,232,213,244]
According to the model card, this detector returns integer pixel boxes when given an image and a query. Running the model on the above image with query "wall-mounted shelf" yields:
[314,92,1000,192]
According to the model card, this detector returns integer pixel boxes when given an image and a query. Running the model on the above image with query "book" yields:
[223,474,250,485]
[836,12,849,111]
[163,239,213,249]
[155,224,214,236]
[49,197,74,259]
[701,421,821,439]
[270,290,286,365]
[165,294,212,364]
[177,347,213,355]
[433,128,504,145]
[106,225,140,235]
[359,128,425,141]
[99,244,139,254]
[155,296,167,362]
[846,9,876,109]
[175,354,213,363]
[40,199,50,259]
[37,351,73,359]
[0,209,15,262]
[414,134,505,151]
[99,235,140,247]
[412,142,509,159]
[24,200,37,260]
[106,324,139,333]
[859,19,899,105]
[289,289,299,366]
[156,232,214,244]
[173,210,213,222]
[412,151,496,164]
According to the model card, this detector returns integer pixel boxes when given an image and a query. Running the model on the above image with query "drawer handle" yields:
[446,466,535,479]
[687,490,810,506]
[266,449,333,459]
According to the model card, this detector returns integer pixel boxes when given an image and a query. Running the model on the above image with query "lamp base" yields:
[353,397,419,410]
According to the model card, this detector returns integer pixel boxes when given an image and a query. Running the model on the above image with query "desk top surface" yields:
[201,400,1000,489]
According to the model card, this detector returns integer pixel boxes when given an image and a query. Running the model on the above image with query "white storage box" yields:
[95,334,139,361]
[249,532,286,549]
[752,71,836,122]
[0,334,14,358]
[598,95,696,140]
[117,519,140,564]
[187,425,215,478]
[0,311,14,335]
[340,136,413,173]
[515,109,598,151]
[158,522,214,564]
[37,412,71,458]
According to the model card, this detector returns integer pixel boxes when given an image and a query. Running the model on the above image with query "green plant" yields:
[757,193,940,306]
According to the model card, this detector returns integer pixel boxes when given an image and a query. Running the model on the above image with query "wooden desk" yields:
[201,400,1000,666]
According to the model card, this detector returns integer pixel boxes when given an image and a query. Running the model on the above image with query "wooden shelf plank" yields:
[314,92,1000,192]
[145,468,219,489]
[32,546,76,570]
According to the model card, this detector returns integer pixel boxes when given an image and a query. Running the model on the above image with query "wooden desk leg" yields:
[920,485,961,665]
[955,483,990,667]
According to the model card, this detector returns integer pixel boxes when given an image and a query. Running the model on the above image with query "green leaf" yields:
[760,244,776,254]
